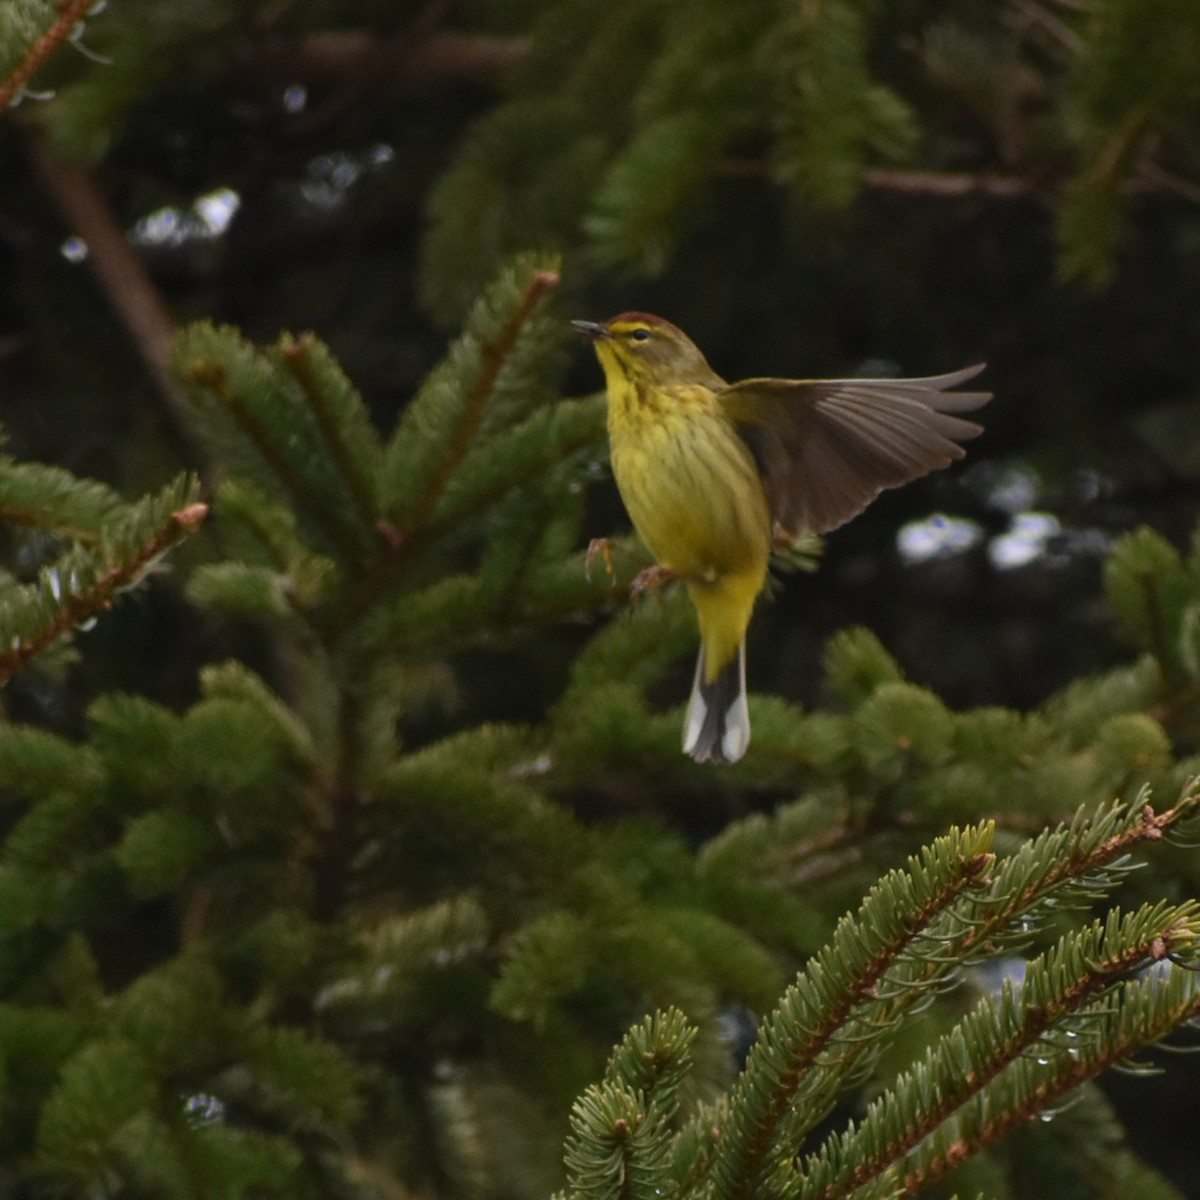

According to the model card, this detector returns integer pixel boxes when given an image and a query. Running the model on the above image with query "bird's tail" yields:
[682,641,749,764]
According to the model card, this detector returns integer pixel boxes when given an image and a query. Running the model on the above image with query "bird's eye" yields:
[630,329,651,342]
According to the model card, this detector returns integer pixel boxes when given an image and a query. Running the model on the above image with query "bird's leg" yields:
[629,564,680,602]
[586,539,678,599]
[585,537,616,581]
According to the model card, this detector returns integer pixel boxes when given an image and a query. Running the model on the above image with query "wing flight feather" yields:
[719,366,989,535]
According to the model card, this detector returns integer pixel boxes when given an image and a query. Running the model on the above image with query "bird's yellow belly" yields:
[609,404,770,580]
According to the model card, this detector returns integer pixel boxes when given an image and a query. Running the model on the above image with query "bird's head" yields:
[571,313,718,388]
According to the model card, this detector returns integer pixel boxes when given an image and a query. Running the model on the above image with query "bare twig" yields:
[252,30,529,91]
[718,159,1040,199]
[862,161,1200,204]
[860,167,1034,199]
[1005,0,1084,56]
[1133,160,1200,204]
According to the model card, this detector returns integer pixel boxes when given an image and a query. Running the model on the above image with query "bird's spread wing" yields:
[718,365,989,535]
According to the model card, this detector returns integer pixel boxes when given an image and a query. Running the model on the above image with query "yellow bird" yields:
[573,312,989,765]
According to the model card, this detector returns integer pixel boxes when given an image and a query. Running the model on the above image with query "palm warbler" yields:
[573,312,989,765]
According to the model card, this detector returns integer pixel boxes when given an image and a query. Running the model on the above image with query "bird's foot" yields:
[585,537,616,581]
[629,565,679,602]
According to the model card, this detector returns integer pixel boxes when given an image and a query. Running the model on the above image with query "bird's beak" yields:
[570,320,609,341]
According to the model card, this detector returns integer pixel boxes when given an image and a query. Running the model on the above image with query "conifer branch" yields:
[855,797,1196,1032]
[900,973,1200,1195]
[985,796,1186,921]
[309,690,366,924]
[390,268,560,546]
[698,792,1198,1200]
[422,397,607,540]
[180,354,360,561]
[563,1011,698,1200]
[0,459,123,543]
[801,906,1200,1200]
[351,562,629,659]
[184,481,335,638]
[212,485,303,577]
[0,493,206,685]
[0,0,96,114]
[280,333,379,535]
[331,265,562,642]
[707,827,995,1200]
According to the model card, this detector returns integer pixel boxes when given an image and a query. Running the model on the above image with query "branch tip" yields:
[282,331,316,361]
[173,503,209,532]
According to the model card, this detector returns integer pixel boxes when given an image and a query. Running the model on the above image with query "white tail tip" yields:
[683,642,749,764]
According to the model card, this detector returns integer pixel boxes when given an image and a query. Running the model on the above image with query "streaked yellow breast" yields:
[606,378,771,579]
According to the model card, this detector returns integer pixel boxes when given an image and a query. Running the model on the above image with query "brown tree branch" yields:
[860,167,1034,198]
[859,163,1200,203]
[26,131,188,432]
[252,30,529,91]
